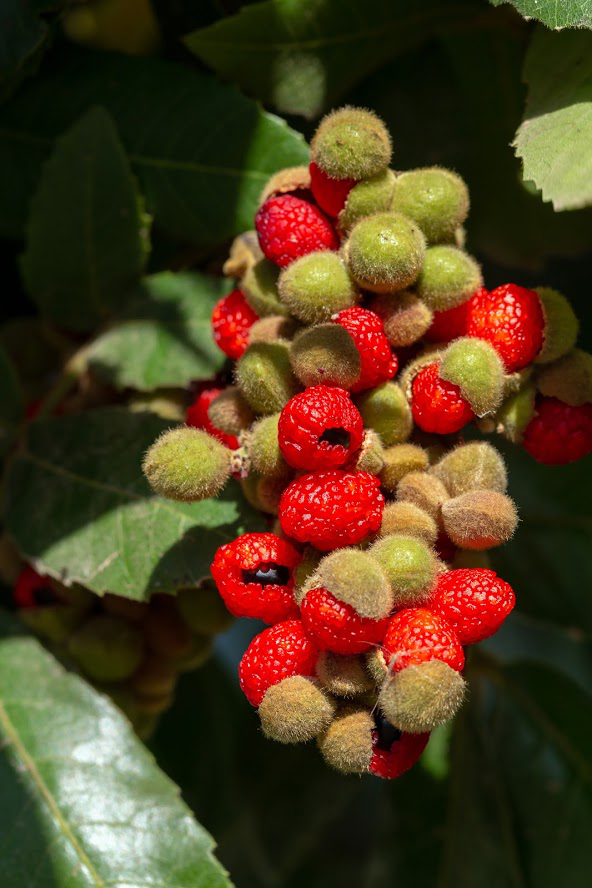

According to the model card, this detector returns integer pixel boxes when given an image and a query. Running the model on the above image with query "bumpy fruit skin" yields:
[186,387,239,449]
[239,619,318,706]
[14,566,58,608]
[301,587,390,655]
[522,397,592,465]
[309,162,357,217]
[211,533,301,624]
[466,284,544,372]
[211,289,258,360]
[411,362,474,434]
[333,307,397,392]
[279,470,384,551]
[369,729,429,779]
[429,568,515,644]
[255,195,337,267]
[278,385,364,470]
[425,299,470,343]
[382,608,465,672]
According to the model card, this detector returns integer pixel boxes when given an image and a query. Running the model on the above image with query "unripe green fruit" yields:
[432,442,507,497]
[241,471,286,514]
[380,501,438,546]
[396,471,449,522]
[379,660,466,734]
[143,600,195,660]
[391,167,469,243]
[439,337,504,416]
[290,323,361,389]
[20,603,86,645]
[355,382,412,446]
[260,165,311,204]
[355,429,385,475]
[103,593,147,622]
[132,690,175,717]
[416,246,482,311]
[495,384,536,444]
[208,387,254,436]
[223,230,263,279]
[370,291,433,347]
[537,349,592,406]
[143,427,231,502]
[337,168,396,234]
[129,390,186,421]
[258,676,336,744]
[316,652,373,698]
[370,534,436,605]
[175,634,213,673]
[176,580,234,636]
[248,315,298,345]
[380,443,429,492]
[241,258,287,317]
[129,655,177,698]
[68,615,144,682]
[293,547,323,604]
[316,548,393,619]
[366,648,389,686]
[442,490,518,550]
[345,212,426,293]
[535,287,579,365]
[278,251,359,323]
[248,413,289,478]
[317,705,373,774]
[311,106,391,180]
[236,341,300,414]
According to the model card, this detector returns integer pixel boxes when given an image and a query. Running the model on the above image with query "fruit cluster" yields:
[143,107,592,777]
[5,548,231,738]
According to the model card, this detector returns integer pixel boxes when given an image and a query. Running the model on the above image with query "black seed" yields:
[242,561,291,587]
[319,426,351,449]
[373,710,402,751]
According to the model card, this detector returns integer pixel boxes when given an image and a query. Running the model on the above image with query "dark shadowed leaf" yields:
[490,0,592,28]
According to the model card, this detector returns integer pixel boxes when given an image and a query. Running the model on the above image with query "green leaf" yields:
[440,660,592,887]
[0,45,309,242]
[490,0,592,28]
[87,271,227,391]
[0,614,231,887]
[0,1,64,100]
[20,106,149,332]
[185,0,478,119]
[3,408,264,601]
[514,27,592,211]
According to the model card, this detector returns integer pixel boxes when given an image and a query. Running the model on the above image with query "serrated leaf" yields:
[0,45,309,242]
[185,0,478,119]
[514,28,592,211]
[87,272,227,391]
[3,408,264,601]
[21,106,149,332]
[0,614,231,887]
[490,0,592,28]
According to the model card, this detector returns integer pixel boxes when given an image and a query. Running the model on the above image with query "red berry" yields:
[466,283,544,372]
[411,362,474,434]
[238,619,318,706]
[255,194,338,268]
[428,568,515,645]
[278,385,364,470]
[424,298,471,343]
[211,289,258,360]
[309,162,357,217]
[333,307,398,392]
[382,607,465,672]
[279,470,384,551]
[14,566,59,609]
[301,586,390,655]
[369,726,429,779]
[211,533,301,624]
[186,387,239,449]
[523,396,592,465]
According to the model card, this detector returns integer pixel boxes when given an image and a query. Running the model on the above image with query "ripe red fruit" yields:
[255,194,338,267]
[332,307,398,392]
[309,161,357,217]
[279,470,384,551]
[522,396,592,465]
[424,298,471,343]
[382,607,465,673]
[278,385,364,470]
[186,387,239,449]
[211,289,258,360]
[211,533,301,624]
[411,362,474,434]
[369,723,429,779]
[13,566,58,609]
[428,568,515,644]
[301,586,390,655]
[466,283,544,372]
[238,619,318,705]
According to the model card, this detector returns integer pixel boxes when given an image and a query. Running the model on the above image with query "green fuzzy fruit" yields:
[370,534,435,605]
[370,291,433,347]
[248,315,298,345]
[535,287,579,365]
[355,381,412,446]
[318,705,374,774]
[278,251,359,323]
[416,246,482,311]
[396,471,449,522]
[495,384,536,444]
[208,387,254,436]
[290,323,361,389]
[379,660,466,733]
[176,580,234,635]
[316,652,373,698]
[316,548,393,619]
[311,107,391,180]
[345,212,426,293]
[432,441,507,497]
[338,169,396,234]
[380,501,438,546]
[68,615,144,682]
[241,258,287,317]
[236,341,300,414]
[536,349,592,406]
[391,167,469,243]
[223,230,263,279]
[249,413,289,478]
[439,337,504,416]
[142,427,232,502]
[380,443,429,492]
[442,490,518,550]
[355,429,385,475]
[258,676,336,744]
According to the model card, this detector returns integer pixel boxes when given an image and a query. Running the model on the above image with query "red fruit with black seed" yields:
[429,568,515,644]
[211,289,258,360]
[382,607,465,673]
[255,194,338,268]
[369,716,429,779]
[466,283,544,372]
[14,566,59,609]
[239,619,318,705]
[411,362,475,434]
[522,396,592,465]
[301,586,390,655]
[309,162,357,217]
[186,387,239,450]
[332,307,398,392]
